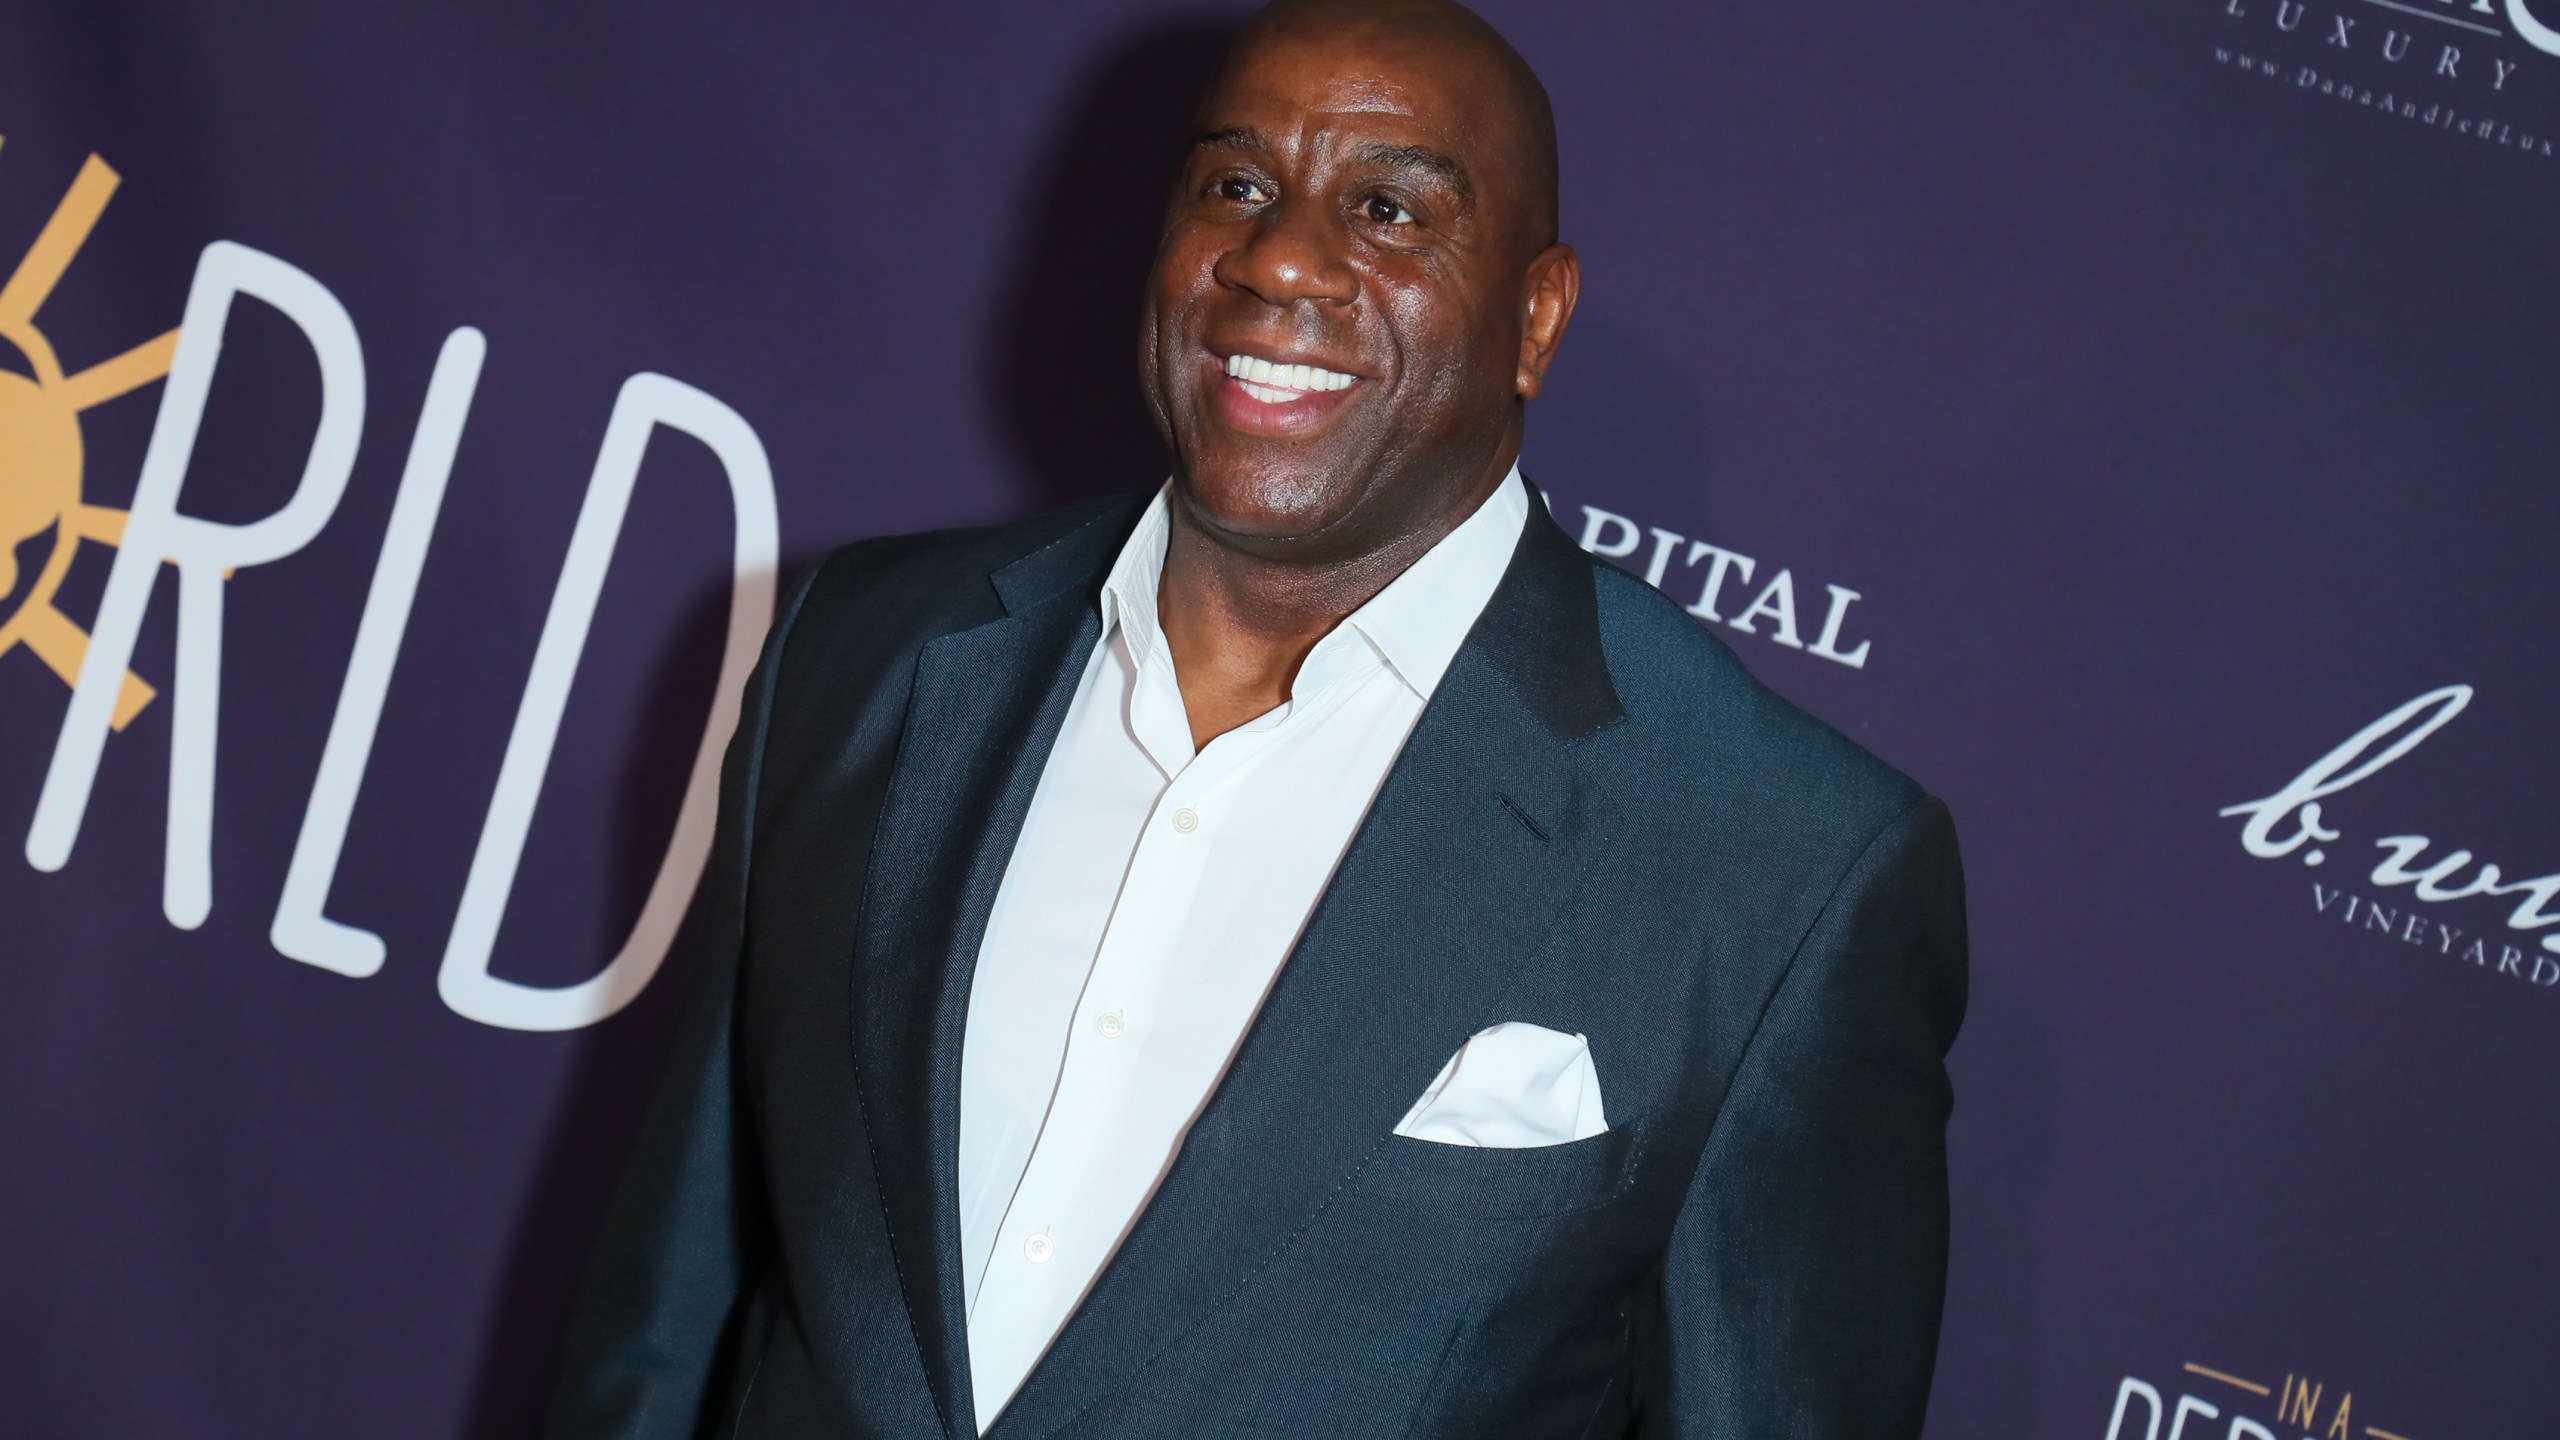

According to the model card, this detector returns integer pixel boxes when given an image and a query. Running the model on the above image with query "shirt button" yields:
[1171,807,1199,834]
[1023,1234,1054,1264]
[1097,1010,1127,1040]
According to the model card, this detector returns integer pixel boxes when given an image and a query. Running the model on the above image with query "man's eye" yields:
[1361,195,1414,225]
[1214,176,1269,204]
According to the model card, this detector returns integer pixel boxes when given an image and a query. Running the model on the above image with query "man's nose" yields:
[1213,197,1358,308]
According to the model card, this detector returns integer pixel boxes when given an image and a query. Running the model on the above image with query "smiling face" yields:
[1139,5,1572,564]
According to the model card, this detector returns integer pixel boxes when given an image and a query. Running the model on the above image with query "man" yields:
[549,0,1967,1435]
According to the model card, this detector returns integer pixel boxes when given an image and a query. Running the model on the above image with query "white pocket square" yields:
[1392,1021,1608,1148]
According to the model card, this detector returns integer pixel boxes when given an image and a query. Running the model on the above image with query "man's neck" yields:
[1156,448,1517,752]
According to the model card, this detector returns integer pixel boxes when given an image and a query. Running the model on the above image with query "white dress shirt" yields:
[954,468,1529,1428]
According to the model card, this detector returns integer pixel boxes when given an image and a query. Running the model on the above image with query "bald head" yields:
[1227,0,1559,250]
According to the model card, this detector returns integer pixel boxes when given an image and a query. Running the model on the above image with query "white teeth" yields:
[1222,353,1357,397]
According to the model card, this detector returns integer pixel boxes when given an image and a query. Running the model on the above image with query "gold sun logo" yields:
[0,141,178,731]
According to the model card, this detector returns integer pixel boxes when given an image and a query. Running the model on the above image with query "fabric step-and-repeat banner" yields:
[2,2,2552,1435]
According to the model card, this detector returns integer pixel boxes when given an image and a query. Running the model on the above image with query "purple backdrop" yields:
[3,2,2554,1436]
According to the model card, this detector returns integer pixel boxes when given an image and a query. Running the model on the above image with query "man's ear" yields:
[1515,242,1581,401]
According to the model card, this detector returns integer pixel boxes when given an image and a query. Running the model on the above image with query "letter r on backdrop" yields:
[26,241,365,929]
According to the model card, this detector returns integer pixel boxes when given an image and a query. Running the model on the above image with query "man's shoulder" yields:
[1582,556,1924,840]
[791,491,1146,642]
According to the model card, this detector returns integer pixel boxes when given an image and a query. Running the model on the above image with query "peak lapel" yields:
[986,504,1624,1439]
[844,501,1142,1438]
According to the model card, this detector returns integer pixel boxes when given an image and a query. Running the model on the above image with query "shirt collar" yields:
[1340,466,1528,698]
[1098,490,1172,672]
[1099,464,1531,702]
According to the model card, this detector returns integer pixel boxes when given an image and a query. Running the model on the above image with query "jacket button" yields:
[1023,1234,1053,1264]
[1170,807,1199,834]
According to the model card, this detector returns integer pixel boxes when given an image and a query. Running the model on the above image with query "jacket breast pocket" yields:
[1349,1115,1646,1222]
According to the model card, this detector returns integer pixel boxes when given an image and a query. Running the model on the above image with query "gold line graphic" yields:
[60,328,181,411]
[2182,1362,2272,1396]
[0,155,119,373]
[14,600,154,726]
[2366,1428,2414,1440]
[0,143,173,730]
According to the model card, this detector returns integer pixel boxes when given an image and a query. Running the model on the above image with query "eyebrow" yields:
[1189,128,1476,208]
[1346,141,1473,206]
[1190,125,1272,156]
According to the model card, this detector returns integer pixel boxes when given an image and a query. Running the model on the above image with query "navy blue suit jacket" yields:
[548,491,1968,1439]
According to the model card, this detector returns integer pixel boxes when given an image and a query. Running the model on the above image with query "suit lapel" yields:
[844,501,1144,1438]
[987,501,1625,1440]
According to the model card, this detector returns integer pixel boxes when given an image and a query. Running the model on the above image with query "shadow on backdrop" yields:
[463,19,1246,1435]
[462,573,732,1440]
[986,16,1242,511]
[1518,308,1727,538]
[1924,968,2061,1438]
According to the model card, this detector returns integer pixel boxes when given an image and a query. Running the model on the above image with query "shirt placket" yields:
[973,672,1259,1363]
